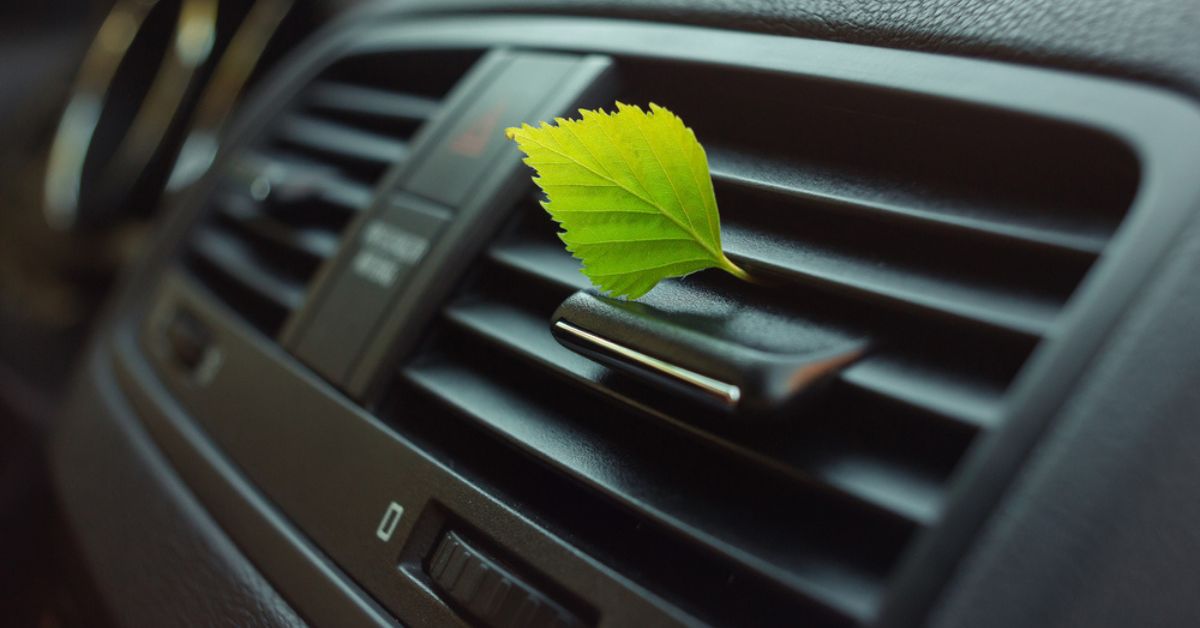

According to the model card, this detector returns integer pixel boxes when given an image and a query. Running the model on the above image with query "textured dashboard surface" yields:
[347,0,1200,98]
[49,0,1200,627]
[51,348,306,628]
[929,208,1200,628]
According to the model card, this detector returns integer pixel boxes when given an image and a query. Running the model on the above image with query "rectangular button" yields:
[290,195,450,384]
[401,52,582,208]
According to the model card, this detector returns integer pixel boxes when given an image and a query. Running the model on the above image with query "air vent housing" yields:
[123,14,1200,628]
[386,56,1139,626]
[184,49,481,335]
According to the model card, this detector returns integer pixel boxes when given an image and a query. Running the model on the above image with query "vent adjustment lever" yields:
[552,290,867,417]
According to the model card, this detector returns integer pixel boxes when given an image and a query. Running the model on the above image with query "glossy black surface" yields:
[552,290,868,415]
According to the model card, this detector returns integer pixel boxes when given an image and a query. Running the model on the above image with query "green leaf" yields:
[505,102,749,299]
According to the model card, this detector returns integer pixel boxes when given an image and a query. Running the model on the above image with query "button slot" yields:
[164,307,212,371]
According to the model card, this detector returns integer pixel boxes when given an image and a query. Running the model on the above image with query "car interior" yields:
[2,1,1200,626]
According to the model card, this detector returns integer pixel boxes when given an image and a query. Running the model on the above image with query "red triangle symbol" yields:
[450,103,506,157]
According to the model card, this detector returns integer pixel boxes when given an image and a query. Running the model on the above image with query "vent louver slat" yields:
[487,231,1006,430]
[191,226,307,312]
[435,299,944,525]
[306,81,442,125]
[213,191,341,263]
[185,50,481,336]
[274,114,411,180]
[706,157,1110,256]
[388,57,1137,626]
[726,246,1057,339]
[402,340,901,623]
[841,359,1003,430]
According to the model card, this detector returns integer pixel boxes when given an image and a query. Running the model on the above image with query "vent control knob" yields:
[427,531,585,628]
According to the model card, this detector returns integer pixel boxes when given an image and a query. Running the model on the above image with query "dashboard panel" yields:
[43,2,1200,627]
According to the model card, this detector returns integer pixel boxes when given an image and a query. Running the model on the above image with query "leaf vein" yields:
[629,107,714,258]
[517,133,663,210]
[587,257,712,277]
[566,236,697,245]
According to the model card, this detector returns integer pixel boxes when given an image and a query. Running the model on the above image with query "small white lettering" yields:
[363,222,429,265]
[351,250,400,287]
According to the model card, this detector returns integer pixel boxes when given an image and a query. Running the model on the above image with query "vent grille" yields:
[185,49,481,335]
[386,59,1139,625]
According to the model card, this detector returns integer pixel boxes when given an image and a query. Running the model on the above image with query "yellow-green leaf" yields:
[505,102,749,299]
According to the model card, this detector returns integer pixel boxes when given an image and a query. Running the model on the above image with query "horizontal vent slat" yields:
[215,194,340,263]
[709,166,1107,257]
[306,81,441,123]
[235,151,377,214]
[184,49,481,336]
[189,228,307,313]
[724,234,1057,340]
[491,231,1053,345]
[383,53,1142,628]
[442,299,946,526]
[403,357,892,623]
[483,239,1019,413]
[841,359,1004,430]
[312,175,375,213]
[488,240,590,292]
[274,114,410,168]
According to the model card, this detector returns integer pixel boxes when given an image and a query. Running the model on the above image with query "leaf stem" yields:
[720,255,754,283]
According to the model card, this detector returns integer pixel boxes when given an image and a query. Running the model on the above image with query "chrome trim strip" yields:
[553,319,741,406]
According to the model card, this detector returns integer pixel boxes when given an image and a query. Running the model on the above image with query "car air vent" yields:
[185,49,482,335]
[385,58,1139,626]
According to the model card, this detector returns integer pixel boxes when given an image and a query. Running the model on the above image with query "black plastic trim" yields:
[109,325,398,627]
[139,268,698,626]
[270,16,1200,627]
[50,345,308,628]
[56,9,1200,628]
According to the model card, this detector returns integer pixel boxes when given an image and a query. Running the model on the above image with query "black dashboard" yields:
[21,1,1200,627]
